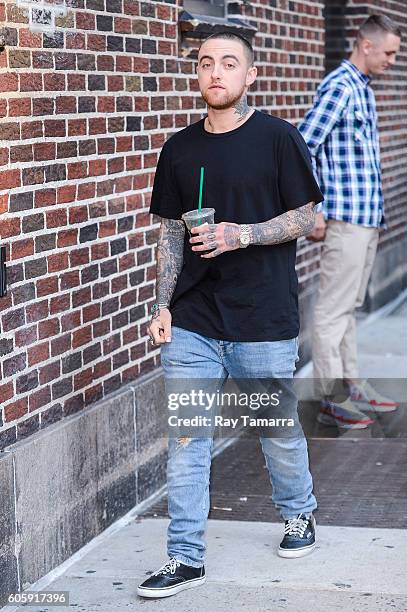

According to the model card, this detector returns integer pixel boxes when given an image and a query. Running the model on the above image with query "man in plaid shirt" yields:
[299,15,401,429]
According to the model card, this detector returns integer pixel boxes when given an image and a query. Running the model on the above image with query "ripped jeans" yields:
[160,326,317,568]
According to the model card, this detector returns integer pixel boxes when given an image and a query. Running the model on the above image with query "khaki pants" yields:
[312,219,379,397]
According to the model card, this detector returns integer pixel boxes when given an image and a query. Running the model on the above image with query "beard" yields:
[202,85,246,110]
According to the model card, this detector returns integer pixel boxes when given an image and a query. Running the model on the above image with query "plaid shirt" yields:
[298,59,384,227]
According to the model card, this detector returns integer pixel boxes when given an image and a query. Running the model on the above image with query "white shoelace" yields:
[154,557,181,576]
[284,515,309,538]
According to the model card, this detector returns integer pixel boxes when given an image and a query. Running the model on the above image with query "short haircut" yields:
[357,14,401,45]
[200,31,255,66]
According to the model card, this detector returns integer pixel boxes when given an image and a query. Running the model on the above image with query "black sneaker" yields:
[278,513,316,558]
[137,557,206,598]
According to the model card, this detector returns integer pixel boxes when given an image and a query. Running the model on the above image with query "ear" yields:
[246,65,257,87]
[362,37,373,56]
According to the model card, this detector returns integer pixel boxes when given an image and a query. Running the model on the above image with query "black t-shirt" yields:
[149,110,323,342]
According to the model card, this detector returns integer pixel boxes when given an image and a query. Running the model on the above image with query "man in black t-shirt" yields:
[137,32,323,599]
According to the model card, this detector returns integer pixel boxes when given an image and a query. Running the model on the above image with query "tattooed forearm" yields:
[233,95,250,122]
[249,201,316,245]
[156,217,185,306]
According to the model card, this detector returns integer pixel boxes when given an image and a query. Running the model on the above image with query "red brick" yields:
[15,325,38,348]
[51,333,71,357]
[157,5,171,19]
[50,294,70,315]
[0,147,9,165]
[99,220,116,238]
[76,11,95,30]
[72,326,92,349]
[69,206,88,224]
[133,57,149,72]
[85,383,103,404]
[61,311,81,332]
[74,367,93,391]
[35,189,56,207]
[44,73,65,91]
[82,304,100,323]
[66,32,86,49]
[89,117,106,134]
[124,0,138,15]
[26,300,49,323]
[34,142,56,162]
[107,75,123,92]
[150,21,164,37]
[57,229,78,248]
[37,276,59,297]
[67,74,86,90]
[135,97,149,112]
[48,251,69,273]
[70,248,90,267]
[28,341,50,366]
[88,34,106,52]
[116,136,132,153]
[8,98,31,117]
[68,119,87,136]
[56,96,77,114]
[10,144,33,163]
[29,386,52,412]
[44,120,66,138]
[126,155,141,171]
[77,182,96,200]
[122,364,138,383]
[18,28,42,48]
[21,121,43,139]
[68,161,88,180]
[60,270,80,290]
[91,243,109,260]
[0,73,18,93]
[94,358,111,378]
[97,56,114,71]
[87,160,106,179]
[39,361,60,384]
[57,184,76,204]
[115,176,133,193]
[4,398,28,422]
[11,238,34,260]
[0,194,8,214]
[114,17,132,33]
[97,96,115,114]
[0,381,14,403]
[19,73,43,92]
[46,209,67,228]
[0,169,21,190]
[0,218,21,238]
[38,318,60,340]
[115,55,131,72]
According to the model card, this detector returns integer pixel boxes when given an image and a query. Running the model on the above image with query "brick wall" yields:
[0,0,406,449]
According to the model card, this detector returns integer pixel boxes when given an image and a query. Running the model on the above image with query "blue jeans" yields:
[161,326,317,568]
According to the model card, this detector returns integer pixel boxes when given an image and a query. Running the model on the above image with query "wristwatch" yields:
[239,224,251,248]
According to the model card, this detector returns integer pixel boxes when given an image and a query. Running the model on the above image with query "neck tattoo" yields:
[233,96,250,122]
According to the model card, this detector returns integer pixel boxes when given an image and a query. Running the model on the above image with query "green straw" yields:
[198,166,204,225]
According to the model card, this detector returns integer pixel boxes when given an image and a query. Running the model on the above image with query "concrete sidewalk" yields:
[7,518,407,612]
[4,293,407,612]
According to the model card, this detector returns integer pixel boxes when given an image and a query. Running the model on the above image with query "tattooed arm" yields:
[190,201,316,258]
[249,200,316,245]
[148,217,185,344]
[156,217,185,305]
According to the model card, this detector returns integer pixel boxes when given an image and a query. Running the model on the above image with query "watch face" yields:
[241,233,250,246]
